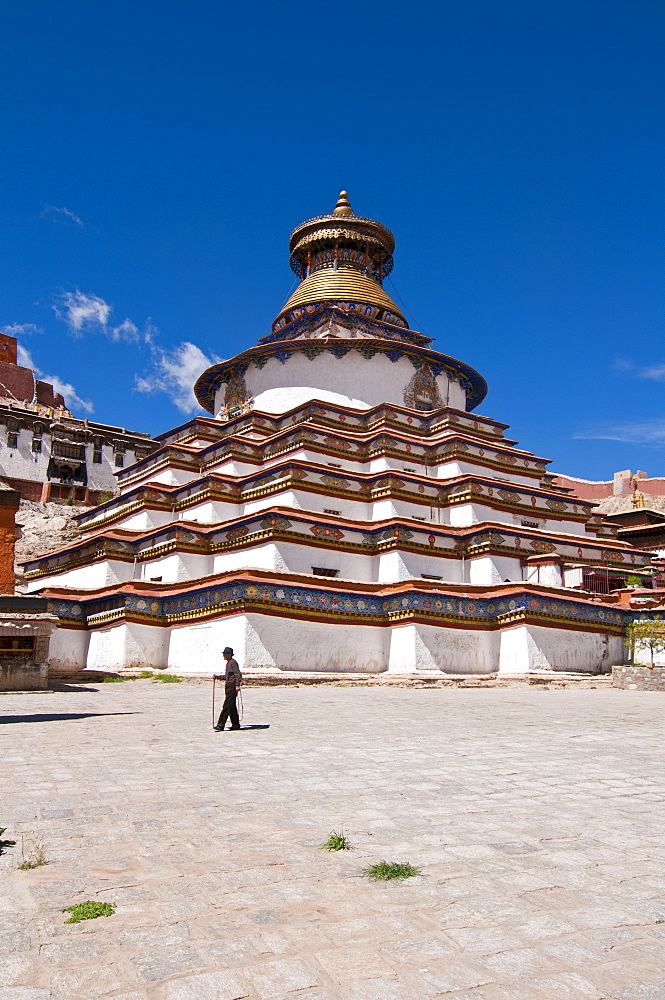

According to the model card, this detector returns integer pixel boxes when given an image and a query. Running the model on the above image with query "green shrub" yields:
[361,861,423,882]
[625,619,665,666]
[61,901,116,924]
[153,673,182,683]
[320,830,351,851]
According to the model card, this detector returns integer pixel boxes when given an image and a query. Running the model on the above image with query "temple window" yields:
[7,432,18,449]
[312,566,339,577]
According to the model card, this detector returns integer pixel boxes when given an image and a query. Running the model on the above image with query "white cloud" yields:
[40,373,94,414]
[615,358,665,381]
[635,364,665,381]
[574,419,665,445]
[52,290,156,349]
[16,343,35,368]
[41,204,85,227]
[136,341,219,414]
[0,322,42,338]
[109,318,141,343]
[53,290,112,335]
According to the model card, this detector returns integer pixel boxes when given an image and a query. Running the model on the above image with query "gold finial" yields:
[333,190,353,217]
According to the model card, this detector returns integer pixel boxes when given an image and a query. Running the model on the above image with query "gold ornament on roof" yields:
[332,190,353,217]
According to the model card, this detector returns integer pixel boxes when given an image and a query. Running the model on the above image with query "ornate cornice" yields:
[43,573,631,636]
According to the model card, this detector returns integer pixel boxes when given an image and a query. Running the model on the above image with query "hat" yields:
[223,646,234,655]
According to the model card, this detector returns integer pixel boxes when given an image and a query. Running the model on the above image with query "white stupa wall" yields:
[498,624,622,675]
[26,561,134,592]
[45,614,628,676]
[216,352,467,416]
[469,555,522,586]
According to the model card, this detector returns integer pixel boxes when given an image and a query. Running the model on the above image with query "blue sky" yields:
[1,1,664,480]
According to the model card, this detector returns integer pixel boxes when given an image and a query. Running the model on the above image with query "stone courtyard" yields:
[1,682,664,1000]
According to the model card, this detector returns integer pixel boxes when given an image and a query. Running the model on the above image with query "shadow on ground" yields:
[214,724,271,731]
[48,684,100,693]
[0,712,140,724]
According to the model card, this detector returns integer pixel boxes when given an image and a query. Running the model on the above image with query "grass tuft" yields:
[18,836,47,870]
[103,676,125,683]
[153,673,182,683]
[361,861,423,882]
[138,670,154,678]
[61,901,116,924]
[320,830,352,851]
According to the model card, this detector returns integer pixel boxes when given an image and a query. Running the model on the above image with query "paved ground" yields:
[1,682,665,1000]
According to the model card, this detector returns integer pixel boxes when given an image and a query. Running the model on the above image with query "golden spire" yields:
[332,190,353,217]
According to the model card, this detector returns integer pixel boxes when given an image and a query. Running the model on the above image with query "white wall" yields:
[469,555,523,585]
[62,611,626,676]
[213,543,289,575]
[218,351,467,416]
[525,562,563,588]
[26,560,134,592]
[87,622,170,670]
[48,627,90,672]
[139,552,212,583]
[243,613,387,672]
[498,624,622,674]
[387,623,499,674]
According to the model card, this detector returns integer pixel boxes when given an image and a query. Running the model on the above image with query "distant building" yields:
[553,468,665,591]
[553,468,665,512]
[0,333,155,505]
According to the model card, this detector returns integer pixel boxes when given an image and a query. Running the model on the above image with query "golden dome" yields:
[277,267,406,323]
[274,191,407,329]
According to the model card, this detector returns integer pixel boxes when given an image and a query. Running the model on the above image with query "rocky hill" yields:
[14,500,87,590]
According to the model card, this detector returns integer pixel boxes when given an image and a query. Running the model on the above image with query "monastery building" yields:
[22,194,652,675]
[0,332,154,505]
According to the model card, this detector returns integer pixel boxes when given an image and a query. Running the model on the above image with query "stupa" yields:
[24,193,650,676]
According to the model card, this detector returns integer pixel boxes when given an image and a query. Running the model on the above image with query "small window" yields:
[324,508,341,515]
[7,432,18,449]
[521,520,539,528]
[413,516,426,521]
[31,439,41,453]
[404,467,416,472]
[149,576,162,582]
[312,567,339,578]
[114,453,124,467]
[0,636,34,656]
[421,573,442,581]
[93,450,103,464]
[328,462,341,468]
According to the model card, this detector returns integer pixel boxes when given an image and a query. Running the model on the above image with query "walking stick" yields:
[211,674,216,729]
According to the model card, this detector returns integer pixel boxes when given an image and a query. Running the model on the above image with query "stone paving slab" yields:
[1,682,664,999]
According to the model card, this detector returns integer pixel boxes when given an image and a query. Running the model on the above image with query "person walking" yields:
[214,646,242,731]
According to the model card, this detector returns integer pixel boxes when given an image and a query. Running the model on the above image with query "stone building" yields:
[0,332,155,505]
[22,193,651,676]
